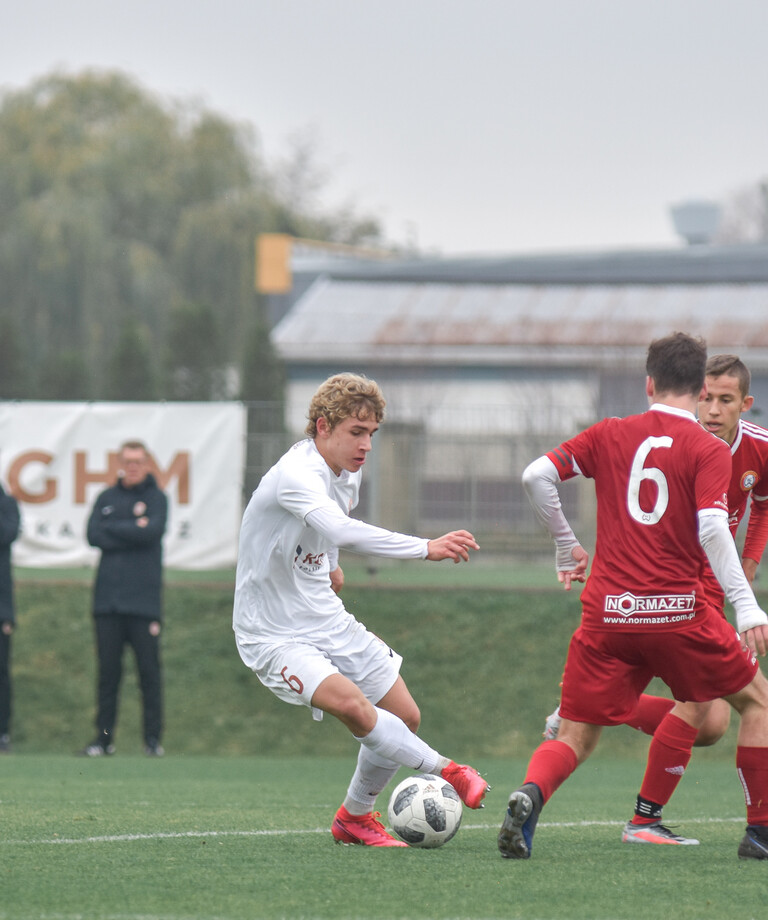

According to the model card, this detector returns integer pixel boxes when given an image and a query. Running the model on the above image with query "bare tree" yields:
[714,180,768,244]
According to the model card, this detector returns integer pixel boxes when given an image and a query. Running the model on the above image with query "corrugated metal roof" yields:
[292,242,768,285]
[272,277,768,369]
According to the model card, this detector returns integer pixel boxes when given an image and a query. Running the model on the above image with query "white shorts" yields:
[234,614,403,720]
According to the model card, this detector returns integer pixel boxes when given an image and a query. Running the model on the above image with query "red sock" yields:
[632,714,697,824]
[737,746,768,825]
[624,695,675,736]
[523,740,578,803]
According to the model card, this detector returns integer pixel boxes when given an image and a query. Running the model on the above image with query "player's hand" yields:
[741,623,768,657]
[557,545,589,591]
[330,565,344,594]
[742,557,759,585]
[426,530,479,564]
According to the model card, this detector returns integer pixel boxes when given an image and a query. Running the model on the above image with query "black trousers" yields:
[0,626,10,735]
[94,614,163,743]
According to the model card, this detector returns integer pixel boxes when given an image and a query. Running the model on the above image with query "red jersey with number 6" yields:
[547,404,730,633]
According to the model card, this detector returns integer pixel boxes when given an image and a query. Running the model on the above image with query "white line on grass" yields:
[0,816,745,846]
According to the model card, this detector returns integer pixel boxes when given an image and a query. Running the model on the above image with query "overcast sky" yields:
[3,0,768,255]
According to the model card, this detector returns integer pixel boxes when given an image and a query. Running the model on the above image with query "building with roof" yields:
[260,237,768,551]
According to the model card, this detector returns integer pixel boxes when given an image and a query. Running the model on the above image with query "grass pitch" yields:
[6,567,767,918]
[0,753,764,920]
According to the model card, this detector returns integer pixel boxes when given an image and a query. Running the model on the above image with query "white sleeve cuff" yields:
[698,510,768,632]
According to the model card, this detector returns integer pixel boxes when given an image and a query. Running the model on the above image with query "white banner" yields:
[0,401,246,570]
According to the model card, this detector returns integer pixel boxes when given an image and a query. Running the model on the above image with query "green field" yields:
[2,562,765,918]
[0,754,763,920]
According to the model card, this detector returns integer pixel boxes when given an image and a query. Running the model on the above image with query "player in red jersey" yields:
[616,354,768,844]
[544,354,768,844]
[700,354,768,585]
[498,333,768,862]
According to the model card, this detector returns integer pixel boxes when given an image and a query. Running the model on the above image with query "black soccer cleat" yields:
[498,782,543,859]
[738,825,768,860]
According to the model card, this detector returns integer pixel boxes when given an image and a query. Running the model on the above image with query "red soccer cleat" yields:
[441,761,490,809]
[331,806,409,847]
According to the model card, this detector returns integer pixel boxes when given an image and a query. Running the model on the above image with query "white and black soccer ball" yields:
[387,773,463,848]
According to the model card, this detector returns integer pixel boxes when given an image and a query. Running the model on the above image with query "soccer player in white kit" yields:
[233,373,489,846]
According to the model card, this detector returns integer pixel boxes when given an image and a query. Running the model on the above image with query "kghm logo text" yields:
[604,592,696,618]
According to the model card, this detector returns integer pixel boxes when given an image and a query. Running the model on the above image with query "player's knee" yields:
[344,697,377,733]
[324,692,377,735]
[726,669,768,716]
[400,702,420,734]
[694,701,730,747]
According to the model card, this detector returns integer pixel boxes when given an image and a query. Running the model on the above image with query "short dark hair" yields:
[706,353,751,397]
[120,440,148,456]
[646,332,707,396]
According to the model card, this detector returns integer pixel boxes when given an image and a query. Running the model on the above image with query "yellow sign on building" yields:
[255,233,293,294]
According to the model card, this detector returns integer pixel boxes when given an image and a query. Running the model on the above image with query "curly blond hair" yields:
[305,373,386,437]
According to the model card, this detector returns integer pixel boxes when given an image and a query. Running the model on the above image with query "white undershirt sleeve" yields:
[305,505,429,559]
[698,509,768,633]
[522,455,582,570]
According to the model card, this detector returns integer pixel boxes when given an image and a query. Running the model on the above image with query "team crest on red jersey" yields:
[741,470,758,492]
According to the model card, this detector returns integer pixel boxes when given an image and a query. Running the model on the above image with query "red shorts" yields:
[559,614,758,725]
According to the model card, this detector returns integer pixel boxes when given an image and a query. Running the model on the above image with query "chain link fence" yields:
[242,402,594,557]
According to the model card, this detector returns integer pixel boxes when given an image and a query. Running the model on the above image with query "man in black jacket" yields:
[81,441,168,756]
[0,483,21,753]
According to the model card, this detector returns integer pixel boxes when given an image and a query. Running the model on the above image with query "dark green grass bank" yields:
[8,569,746,760]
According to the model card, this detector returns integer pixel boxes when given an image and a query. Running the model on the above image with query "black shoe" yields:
[738,825,768,860]
[498,782,543,859]
[144,739,165,757]
[79,738,116,757]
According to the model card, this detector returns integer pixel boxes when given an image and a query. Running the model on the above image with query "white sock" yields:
[355,706,444,773]
[343,746,400,815]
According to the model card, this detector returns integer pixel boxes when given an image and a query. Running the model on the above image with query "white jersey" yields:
[233,438,428,640]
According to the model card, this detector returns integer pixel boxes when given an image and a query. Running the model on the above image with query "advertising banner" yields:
[0,401,246,569]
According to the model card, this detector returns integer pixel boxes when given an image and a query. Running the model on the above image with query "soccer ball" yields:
[387,773,463,848]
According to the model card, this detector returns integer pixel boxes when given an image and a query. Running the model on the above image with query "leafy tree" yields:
[166,299,225,400]
[240,309,285,412]
[105,319,159,400]
[0,69,385,402]
[38,349,92,400]
[0,314,27,398]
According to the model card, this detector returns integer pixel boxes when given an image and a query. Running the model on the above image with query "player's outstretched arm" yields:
[426,530,479,564]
